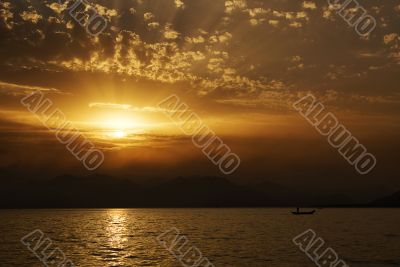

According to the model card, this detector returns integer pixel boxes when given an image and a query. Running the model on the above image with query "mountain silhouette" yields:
[0,174,390,208]
[148,176,269,207]
[0,175,268,208]
[370,190,400,207]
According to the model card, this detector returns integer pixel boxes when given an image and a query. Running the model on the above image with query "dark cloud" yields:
[0,0,399,111]
[0,0,399,199]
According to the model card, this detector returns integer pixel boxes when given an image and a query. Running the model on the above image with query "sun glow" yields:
[84,110,155,141]
[82,114,138,140]
[110,130,127,139]
[103,117,137,130]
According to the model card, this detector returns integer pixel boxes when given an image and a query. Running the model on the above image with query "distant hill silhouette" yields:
[0,174,391,208]
[0,175,269,208]
[370,190,400,207]
[245,181,354,206]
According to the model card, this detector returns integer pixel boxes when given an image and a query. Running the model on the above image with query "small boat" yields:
[292,207,316,215]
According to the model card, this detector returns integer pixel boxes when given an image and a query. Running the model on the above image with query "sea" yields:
[0,208,399,266]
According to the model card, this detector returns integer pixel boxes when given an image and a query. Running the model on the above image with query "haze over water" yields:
[0,208,399,267]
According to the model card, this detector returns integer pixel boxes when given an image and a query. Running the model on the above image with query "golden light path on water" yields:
[107,210,128,249]
[104,210,130,265]
[1,209,399,266]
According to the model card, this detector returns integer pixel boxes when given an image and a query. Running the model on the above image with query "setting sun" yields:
[110,130,127,139]
[1,0,399,266]
[103,117,137,130]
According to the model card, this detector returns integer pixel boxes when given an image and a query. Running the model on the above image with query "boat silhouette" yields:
[292,207,316,215]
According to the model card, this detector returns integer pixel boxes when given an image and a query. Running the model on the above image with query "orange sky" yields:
[0,0,399,200]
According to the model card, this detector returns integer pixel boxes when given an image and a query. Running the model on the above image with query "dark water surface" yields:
[0,208,399,266]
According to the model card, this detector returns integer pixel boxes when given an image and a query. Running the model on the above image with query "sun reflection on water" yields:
[106,209,129,256]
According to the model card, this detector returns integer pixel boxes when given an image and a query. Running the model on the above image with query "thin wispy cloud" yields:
[0,81,62,96]
[88,102,172,113]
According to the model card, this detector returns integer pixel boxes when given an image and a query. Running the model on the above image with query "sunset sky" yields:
[0,0,399,201]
